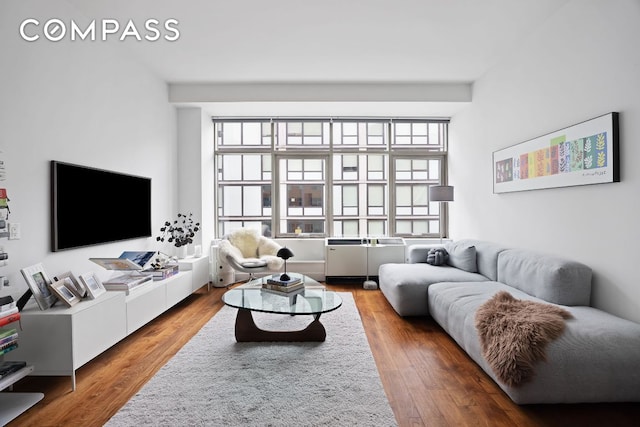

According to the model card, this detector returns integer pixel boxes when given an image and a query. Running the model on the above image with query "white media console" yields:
[6,256,209,391]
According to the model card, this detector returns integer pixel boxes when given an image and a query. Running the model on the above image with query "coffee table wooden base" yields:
[234,308,327,342]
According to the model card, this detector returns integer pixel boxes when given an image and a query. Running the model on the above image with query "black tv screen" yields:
[51,161,152,251]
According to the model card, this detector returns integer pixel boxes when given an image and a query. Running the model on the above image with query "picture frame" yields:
[49,278,80,307]
[79,272,107,300]
[54,271,86,298]
[493,112,619,193]
[20,263,58,310]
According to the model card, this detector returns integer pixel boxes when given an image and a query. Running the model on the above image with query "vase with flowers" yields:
[157,212,200,259]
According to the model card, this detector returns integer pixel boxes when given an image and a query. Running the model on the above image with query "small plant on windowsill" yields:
[156,212,200,248]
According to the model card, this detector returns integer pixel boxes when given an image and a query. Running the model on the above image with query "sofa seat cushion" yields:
[378,263,488,316]
[428,281,640,404]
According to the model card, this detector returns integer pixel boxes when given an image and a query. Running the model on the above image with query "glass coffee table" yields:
[221,274,342,342]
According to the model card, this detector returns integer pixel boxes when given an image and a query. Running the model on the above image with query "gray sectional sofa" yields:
[378,239,640,404]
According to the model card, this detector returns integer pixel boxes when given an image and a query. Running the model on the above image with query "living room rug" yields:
[106,292,397,426]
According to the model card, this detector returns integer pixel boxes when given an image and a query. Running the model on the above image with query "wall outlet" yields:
[8,222,20,240]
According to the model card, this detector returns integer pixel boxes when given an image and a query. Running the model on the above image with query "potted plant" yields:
[157,212,200,258]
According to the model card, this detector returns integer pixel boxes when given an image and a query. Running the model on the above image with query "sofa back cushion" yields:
[456,239,509,281]
[497,248,592,306]
[445,241,478,273]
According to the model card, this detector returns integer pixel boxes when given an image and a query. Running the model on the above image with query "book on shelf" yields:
[0,295,14,307]
[103,273,154,291]
[0,341,18,355]
[142,264,179,280]
[0,331,18,346]
[0,297,17,314]
[0,312,20,327]
[0,327,17,340]
[0,361,27,379]
[0,306,19,318]
[262,281,305,293]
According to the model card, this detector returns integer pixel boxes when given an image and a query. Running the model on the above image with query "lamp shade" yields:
[277,247,294,260]
[429,185,454,202]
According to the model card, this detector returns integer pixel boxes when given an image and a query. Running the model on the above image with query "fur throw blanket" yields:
[474,291,573,387]
[220,229,284,270]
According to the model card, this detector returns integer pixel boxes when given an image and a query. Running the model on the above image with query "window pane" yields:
[396,220,411,234]
[413,123,427,135]
[288,123,302,135]
[280,157,326,235]
[368,220,385,236]
[343,185,358,207]
[244,123,262,145]
[368,185,384,206]
[396,186,411,206]
[223,187,242,216]
[289,159,303,171]
[413,220,429,234]
[221,123,241,145]
[243,155,262,180]
[413,184,428,206]
[343,220,359,236]
[222,155,242,181]
[243,186,262,216]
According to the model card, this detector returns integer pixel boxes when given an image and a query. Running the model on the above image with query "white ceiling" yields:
[65,0,569,115]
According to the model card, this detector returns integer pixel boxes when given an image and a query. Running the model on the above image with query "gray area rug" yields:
[106,292,397,426]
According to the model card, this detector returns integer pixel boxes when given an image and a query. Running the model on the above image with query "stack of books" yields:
[0,361,27,379]
[142,264,179,281]
[0,297,20,357]
[0,327,19,356]
[262,275,304,293]
[103,273,154,294]
[0,298,20,328]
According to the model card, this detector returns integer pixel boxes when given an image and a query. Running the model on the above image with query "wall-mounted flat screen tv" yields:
[51,161,152,251]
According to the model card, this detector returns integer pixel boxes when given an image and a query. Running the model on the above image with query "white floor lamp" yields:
[429,185,454,243]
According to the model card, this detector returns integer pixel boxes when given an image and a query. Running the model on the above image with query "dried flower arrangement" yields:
[156,212,200,248]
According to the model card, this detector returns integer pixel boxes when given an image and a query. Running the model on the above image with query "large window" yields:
[214,118,449,238]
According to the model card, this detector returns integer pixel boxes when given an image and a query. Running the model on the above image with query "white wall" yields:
[449,0,640,322]
[177,107,214,256]
[0,0,177,298]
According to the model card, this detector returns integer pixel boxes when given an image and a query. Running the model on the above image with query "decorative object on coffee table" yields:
[276,247,294,281]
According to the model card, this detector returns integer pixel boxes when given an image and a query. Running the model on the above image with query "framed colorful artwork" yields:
[493,112,619,193]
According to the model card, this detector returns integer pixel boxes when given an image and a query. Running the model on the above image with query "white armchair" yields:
[218,228,284,283]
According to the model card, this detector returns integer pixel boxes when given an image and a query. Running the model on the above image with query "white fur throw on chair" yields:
[221,228,284,270]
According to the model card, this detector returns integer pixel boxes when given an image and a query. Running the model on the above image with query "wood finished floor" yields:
[8,283,640,427]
